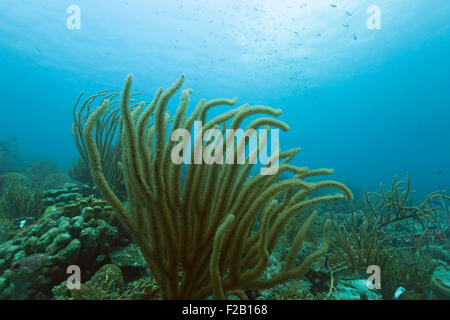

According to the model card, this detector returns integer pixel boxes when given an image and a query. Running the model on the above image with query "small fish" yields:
[353,33,358,40]
[10,254,57,272]
[315,33,322,37]
[343,24,350,28]
[345,11,352,16]
[329,4,337,8]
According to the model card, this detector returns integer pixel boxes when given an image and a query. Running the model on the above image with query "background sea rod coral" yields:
[83,74,353,299]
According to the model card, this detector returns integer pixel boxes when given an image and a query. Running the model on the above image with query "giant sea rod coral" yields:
[83,74,353,299]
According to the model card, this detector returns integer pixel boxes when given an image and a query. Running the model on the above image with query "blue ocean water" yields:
[0,0,449,198]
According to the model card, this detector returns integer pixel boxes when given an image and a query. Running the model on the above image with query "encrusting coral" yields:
[83,74,353,299]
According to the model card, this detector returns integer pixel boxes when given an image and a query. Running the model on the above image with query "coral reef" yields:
[373,247,435,300]
[54,264,160,300]
[41,183,92,208]
[83,74,353,299]
[0,192,131,299]
[0,176,447,300]
[70,264,124,300]
[330,174,449,300]
[363,173,449,230]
